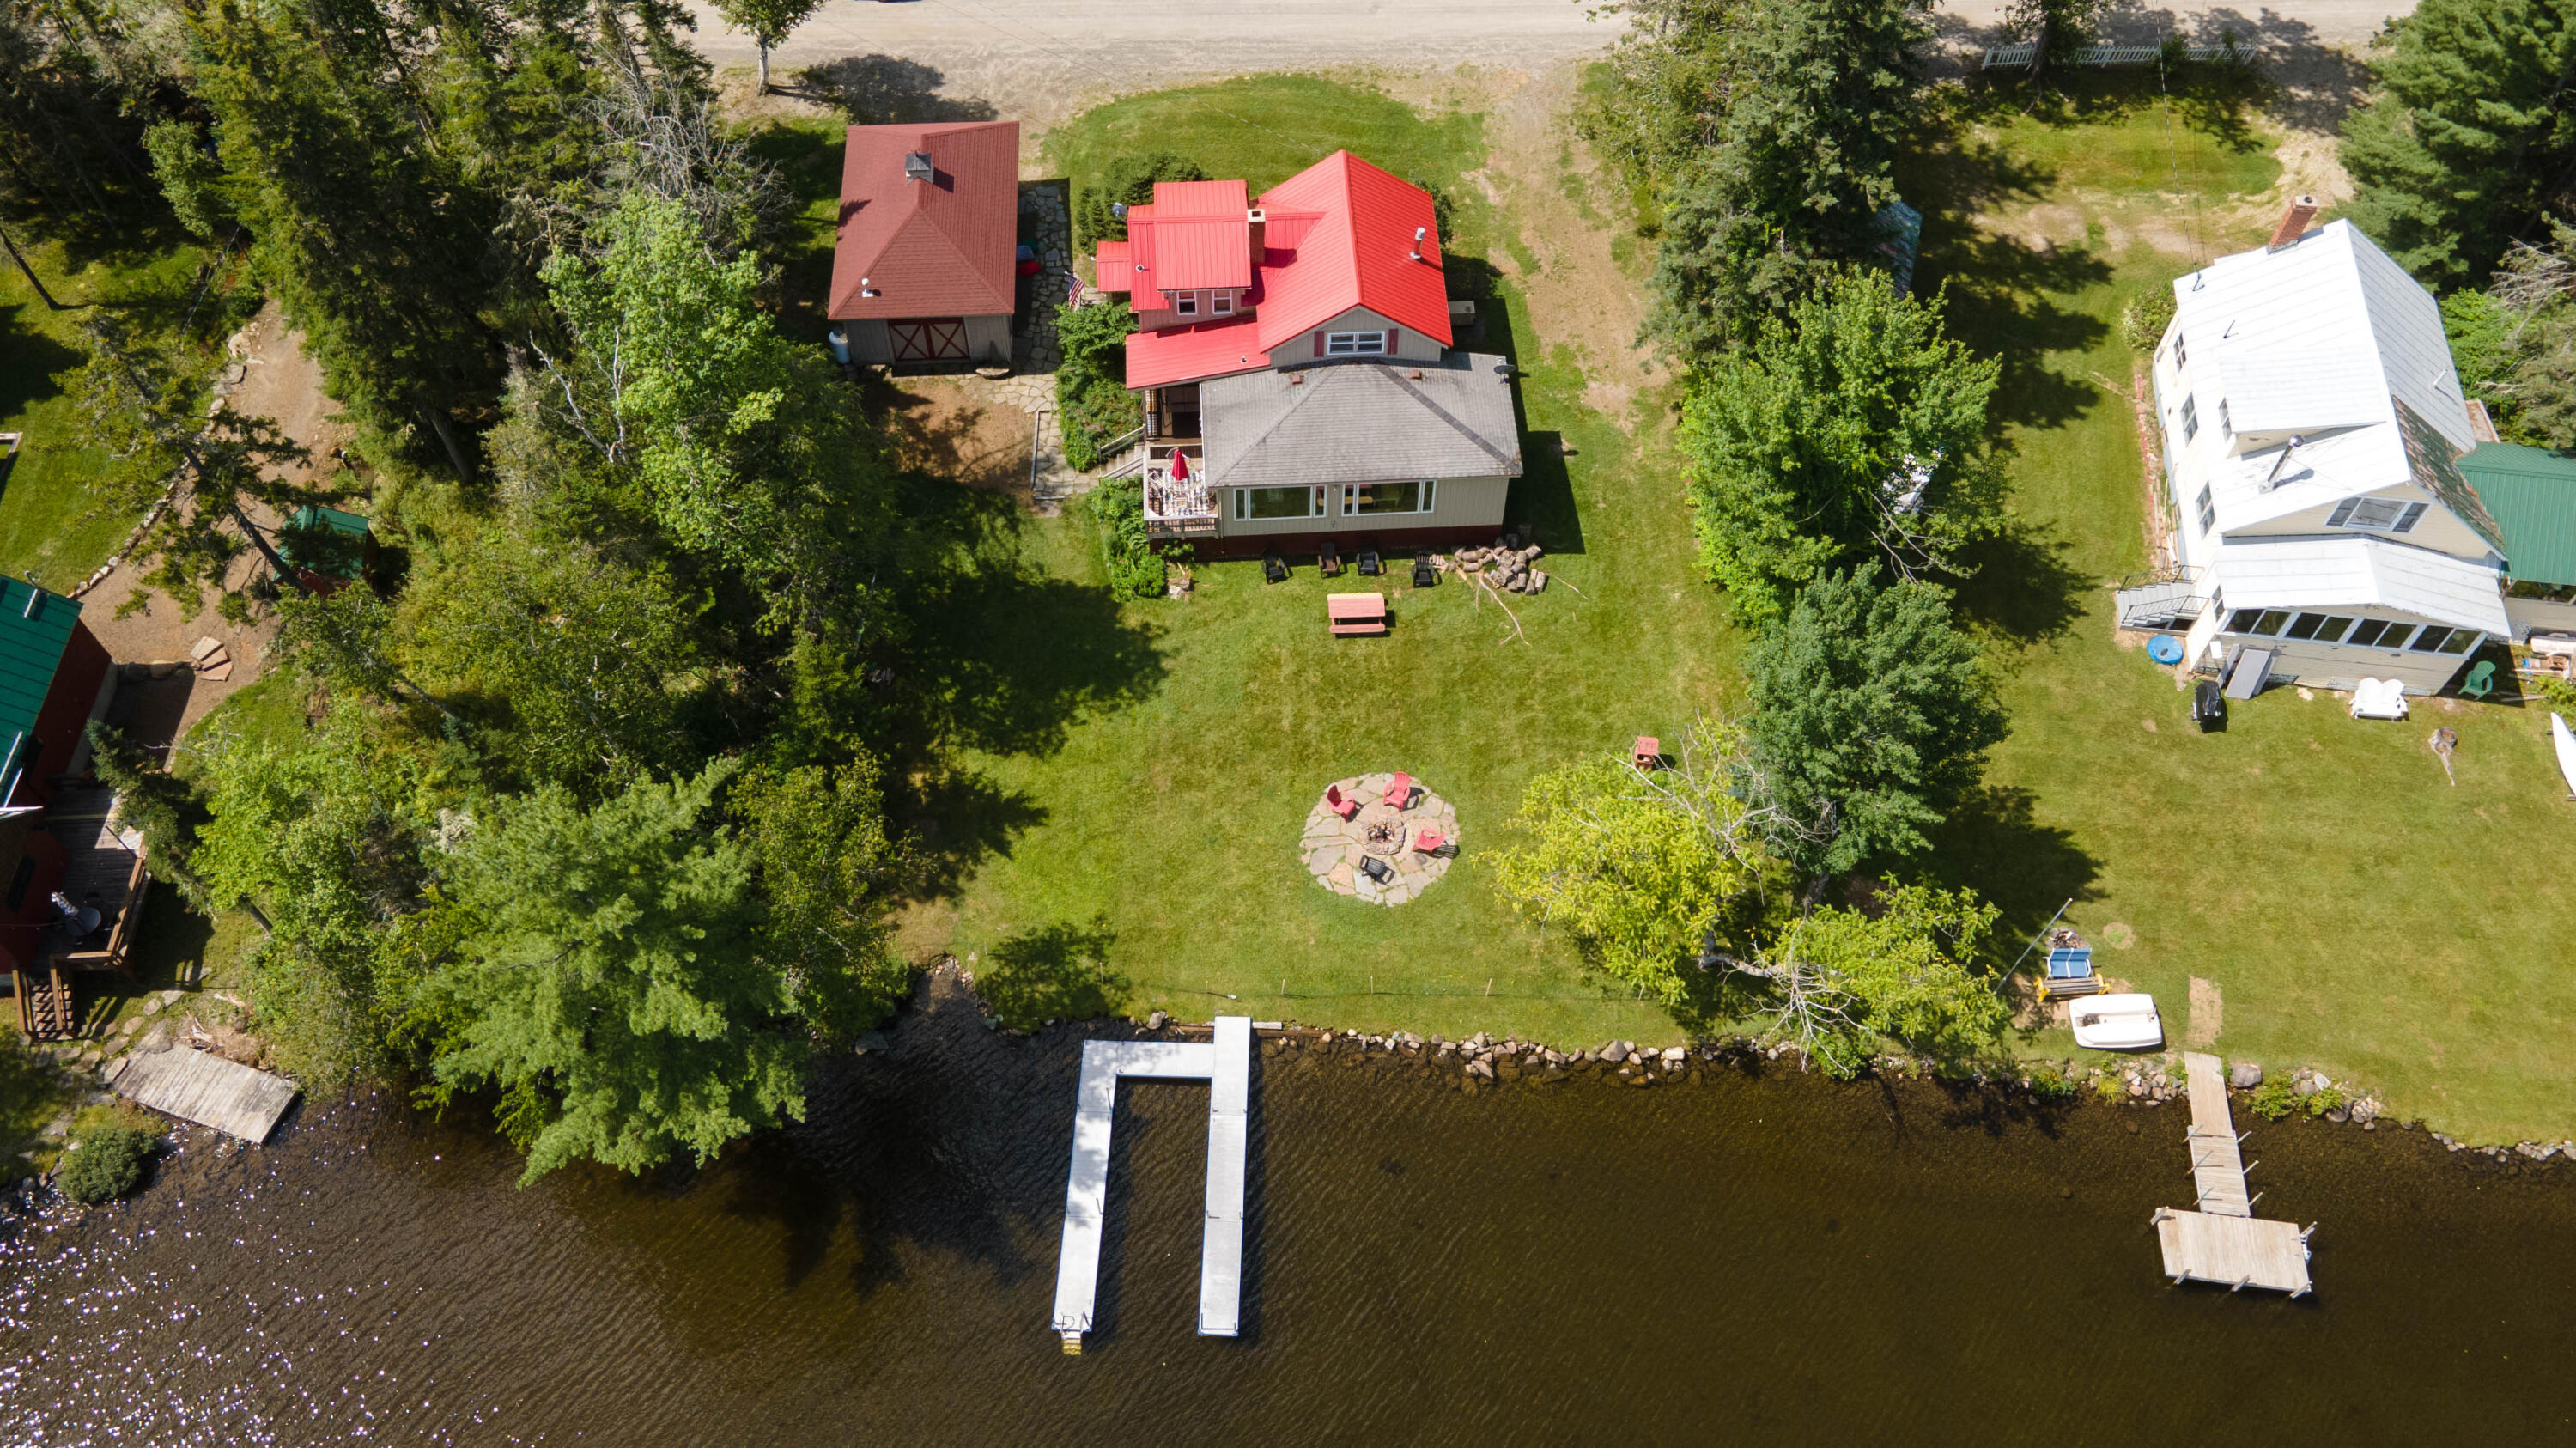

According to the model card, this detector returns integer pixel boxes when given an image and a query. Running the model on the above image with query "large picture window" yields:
[2409,626,2477,654]
[1344,479,1435,515]
[1236,485,1323,520]
[2345,618,2414,649]
[1325,331,1388,356]
[2226,608,2291,637]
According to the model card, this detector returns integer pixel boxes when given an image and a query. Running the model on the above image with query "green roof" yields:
[283,504,369,580]
[2460,443,2576,587]
[0,576,82,800]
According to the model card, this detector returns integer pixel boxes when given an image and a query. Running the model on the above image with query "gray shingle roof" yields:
[1199,353,1522,488]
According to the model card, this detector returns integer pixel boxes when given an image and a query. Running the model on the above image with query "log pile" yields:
[1444,540,1546,594]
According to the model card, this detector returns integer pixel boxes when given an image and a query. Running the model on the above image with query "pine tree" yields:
[2342,0,2576,289]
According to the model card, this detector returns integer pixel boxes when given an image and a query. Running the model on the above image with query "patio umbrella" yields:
[1170,448,1191,482]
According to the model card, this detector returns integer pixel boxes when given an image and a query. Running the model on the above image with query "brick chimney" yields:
[2267,195,2318,251]
[1247,207,1267,268]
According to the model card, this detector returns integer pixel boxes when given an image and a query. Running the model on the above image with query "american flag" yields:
[1067,272,1085,306]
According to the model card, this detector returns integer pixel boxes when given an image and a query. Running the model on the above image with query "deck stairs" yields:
[2114,568,2212,630]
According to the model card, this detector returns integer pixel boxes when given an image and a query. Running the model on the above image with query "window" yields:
[2173,336,2188,369]
[2309,616,2354,644]
[1325,331,1388,356]
[2284,612,2328,641]
[2227,609,2291,637]
[1344,479,1435,515]
[2195,484,2215,535]
[2326,497,2429,534]
[2346,618,2394,648]
[2408,626,2476,654]
[2181,395,2199,441]
[2219,399,2233,436]
[1212,291,1233,315]
[1174,292,1198,317]
[1235,485,1323,520]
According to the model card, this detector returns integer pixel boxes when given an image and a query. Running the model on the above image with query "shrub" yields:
[2247,1079,2298,1121]
[1053,301,1141,472]
[58,1124,155,1203]
[1086,483,1167,600]
[2026,1064,2080,1103]
[2305,1085,2348,1118]
[1074,153,1207,250]
[2120,287,2177,350]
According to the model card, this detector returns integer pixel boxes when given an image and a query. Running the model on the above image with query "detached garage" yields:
[829,119,1019,368]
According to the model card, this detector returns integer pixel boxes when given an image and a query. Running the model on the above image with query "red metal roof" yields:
[1125,319,1271,389]
[829,121,1020,320]
[1147,180,1250,290]
[1253,151,1450,352]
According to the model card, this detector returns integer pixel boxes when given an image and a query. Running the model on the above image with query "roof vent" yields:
[1409,225,1427,262]
[903,152,934,183]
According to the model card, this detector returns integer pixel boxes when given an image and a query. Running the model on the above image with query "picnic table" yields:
[1328,592,1388,636]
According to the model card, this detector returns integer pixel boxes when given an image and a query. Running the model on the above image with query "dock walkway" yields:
[2152,1050,2312,1295]
[1051,1017,1251,1353]
[106,1042,299,1142]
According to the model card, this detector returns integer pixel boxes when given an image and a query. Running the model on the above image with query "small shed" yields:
[280,504,370,593]
[829,120,1021,368]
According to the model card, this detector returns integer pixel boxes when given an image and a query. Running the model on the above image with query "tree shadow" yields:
[975,917,1128,1030]
[1918,784,2103,949]
[791,55,999,125]
[0,302,82,425]
[885,764,1050,903]
[1947,514,2093,644]
[1919,226,2112,433]
[1449,252,1587,556]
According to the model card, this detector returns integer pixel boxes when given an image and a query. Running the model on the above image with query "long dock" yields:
[1051,1016,1251,1353]
[105,1041,299,1142]
[2152,1050,2313,1296]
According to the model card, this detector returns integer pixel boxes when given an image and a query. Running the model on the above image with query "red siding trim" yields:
[1313,331,1325,358]
[1386,327,1400,354]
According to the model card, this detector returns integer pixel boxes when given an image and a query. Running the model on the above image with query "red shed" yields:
[829,120,1022,368]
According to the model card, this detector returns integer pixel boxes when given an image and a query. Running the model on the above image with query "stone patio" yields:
[1300,773,1461,907]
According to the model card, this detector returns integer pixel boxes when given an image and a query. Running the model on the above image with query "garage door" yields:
[888,318,969,362]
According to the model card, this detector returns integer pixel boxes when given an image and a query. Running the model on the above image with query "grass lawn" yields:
[1916,72,2576,1141]
[1,230,244,592]
[902,76,1735,1046]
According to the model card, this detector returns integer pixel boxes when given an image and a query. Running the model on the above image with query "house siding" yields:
[2228,486,2496,562]
[1294,306,1443,364]
[2220,607,2481,694]
[1214,473,1509,540]
[842,313,1012,367]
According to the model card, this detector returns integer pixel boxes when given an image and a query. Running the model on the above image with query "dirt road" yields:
[689,0,2413,120]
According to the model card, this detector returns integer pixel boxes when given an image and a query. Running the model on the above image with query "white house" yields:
[2119,199,2512,695]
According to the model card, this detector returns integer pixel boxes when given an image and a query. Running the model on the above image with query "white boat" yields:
[2554,714,2576,798]
[2070,993,2165,1051]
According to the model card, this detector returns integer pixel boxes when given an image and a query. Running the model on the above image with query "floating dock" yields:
[2152,1050,2313,1295]
[105,1042,299,1143]
[1051,1016,1251,1353]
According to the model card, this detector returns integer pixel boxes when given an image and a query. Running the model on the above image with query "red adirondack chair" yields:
[1411,827,1448,854]
[1633,735,1662,770]
[1383,771,1413,808]
[1325,784,1360,819]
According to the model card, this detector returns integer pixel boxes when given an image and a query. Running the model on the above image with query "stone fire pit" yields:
[1300,773,1460,906]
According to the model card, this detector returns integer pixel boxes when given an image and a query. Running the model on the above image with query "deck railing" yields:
[1144,468,1218,538]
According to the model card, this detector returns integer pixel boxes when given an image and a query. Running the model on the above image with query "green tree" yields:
[1490,717,1778,1002]
[1644,0,1931,351]
[731,757,910,1037]
[1745,567,2006,882]
[189,704,438,1080]
[2342,0,2576,289]
[1074,151,1206,249]
[425,761,805,1183]
[1720,882,2005,1076]
[84,721,210,905]
[2464,222,2576,446]
[709,0,821,92]
[400,526,708,796]
[2000,0,2111,81]
[1575,0,1740,198]
[1680,269,2001,625]
[140,118,230,240]
[533,190,896,632]
[58,1123,155,1202]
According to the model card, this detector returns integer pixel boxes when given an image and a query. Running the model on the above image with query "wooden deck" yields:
[2153,1051,2313,1295]
[105,1043,300,1142]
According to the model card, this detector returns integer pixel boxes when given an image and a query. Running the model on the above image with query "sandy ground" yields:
[689,0,2415,131]
[76,301,349,742]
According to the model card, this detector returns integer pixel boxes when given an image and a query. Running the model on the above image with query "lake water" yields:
[5,983,2573,1445]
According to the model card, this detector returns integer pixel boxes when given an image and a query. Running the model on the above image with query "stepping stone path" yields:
[1300,773,1460,907]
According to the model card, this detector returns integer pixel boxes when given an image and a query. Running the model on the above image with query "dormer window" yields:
[1175,292,1198,316]
[1212,291,1233,315]
[2327,497,2429,533]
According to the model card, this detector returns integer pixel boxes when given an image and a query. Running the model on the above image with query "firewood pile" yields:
[1440,541,1546,594]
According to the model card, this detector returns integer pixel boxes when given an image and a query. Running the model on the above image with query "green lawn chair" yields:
[2459,659,2497,700]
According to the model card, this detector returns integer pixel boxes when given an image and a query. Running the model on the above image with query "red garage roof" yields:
[830,120,1019,320]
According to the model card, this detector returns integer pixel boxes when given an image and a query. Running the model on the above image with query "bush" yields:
[2120,287,2177,350]
[1086,484,1167,600]
[2026,1064,2080,1102]
[1074,153,1207,250]
[2305,1085,2348,1118]
[2246,1079,2298,1121]
[1053,301,1141,472]
[58,1123,155,1203]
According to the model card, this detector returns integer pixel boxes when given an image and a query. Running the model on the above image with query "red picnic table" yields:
[1327,592,1388,636]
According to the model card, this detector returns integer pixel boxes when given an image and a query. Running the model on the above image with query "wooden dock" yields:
[2153,1050,2313,1295]
[104,1042,299,1143]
